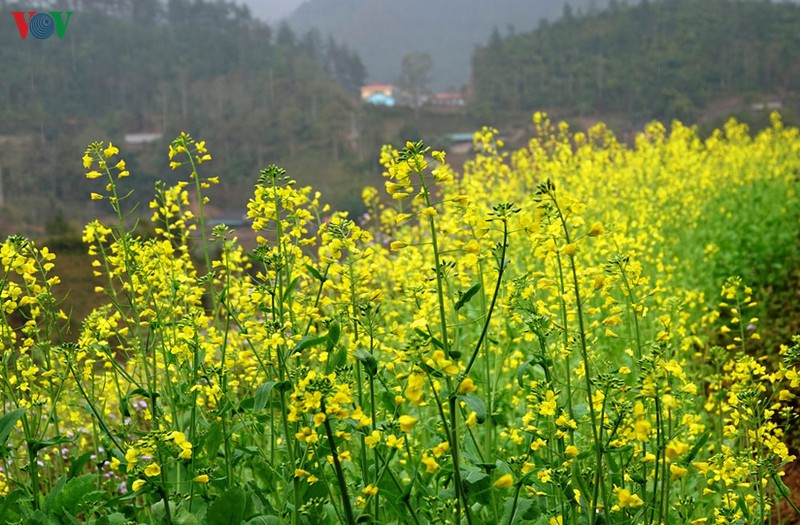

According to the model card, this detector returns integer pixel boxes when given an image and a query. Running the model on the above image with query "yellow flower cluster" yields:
[1,117,799,524]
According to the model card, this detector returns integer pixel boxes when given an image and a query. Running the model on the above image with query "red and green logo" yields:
[12,11,73,40]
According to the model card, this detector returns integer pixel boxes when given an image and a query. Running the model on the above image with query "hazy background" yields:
[0,0,797,236]
[244,0,605,89]
[241,0,305,20]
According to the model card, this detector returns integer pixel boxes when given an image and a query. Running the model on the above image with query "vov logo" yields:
[12,11,73,40]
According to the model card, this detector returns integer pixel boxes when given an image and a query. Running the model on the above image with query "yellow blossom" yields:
[398,415,418,432]
[458,377,478,394]
[617,488,644,508]
[494,473,513,489]
[144,463,161,477]
[103,143,119,158]
[132,479,147,492]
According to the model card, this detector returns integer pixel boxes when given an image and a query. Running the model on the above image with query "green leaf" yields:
[356,348,378,376]
[326,321,341,352]
[305,264,326,282]
[68,452,93,479]
[501,497,540,524]
[607,449,624,488]
[43,475,66,513]
[31,436,72,455]
[328,345,348,372]
[516,360,531,388]
[679,429,710,466]
[244,517,281,525]
[25,509,58,525]
[573,469,592,512]
[173,506,203,525]
[291,335,329,355]
[0,489,24,523]
[207,487,247,525]
[96,513,129,525]
[458,394,487,424]
[463,469,488,485]
[462,468,491,505]
[53,474,97,518]
[629,473,646,486]
[455,283,482,311]
[127,387,158,400]
[284,276,301,299]
[607,451,620,474]
[0,409,25,448]
[773,472,792,497]
[205,421,224,460]
[414,328,444,349]
[253,382,279,412]
[736,490,752,521]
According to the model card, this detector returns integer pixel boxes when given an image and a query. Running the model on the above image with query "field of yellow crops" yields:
[1,113,799,524]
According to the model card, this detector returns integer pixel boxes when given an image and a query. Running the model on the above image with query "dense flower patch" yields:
[1,114,799,524]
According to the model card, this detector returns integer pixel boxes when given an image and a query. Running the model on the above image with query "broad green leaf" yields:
[207,487,246,525]
[254,382,280,412]
[53,474,97,518]
[462,468,491,505]
[43,475,66,514]
[68,452,93,479]
[305,264,325,282]
[284,276,301,299]
[244,517,281,525]
[96,512,128,525]
[356,348,378,376]
[291,335,329,355]
[31,436,72,455]
[0,409,25,448]
[326,321,341,351]
[205,421,224,460]
[455,283,482,311]
[414,328,444,349]
[679,429,711,466]
[500,497,540,524]
[328,344,348,371]
[458,394,487,424]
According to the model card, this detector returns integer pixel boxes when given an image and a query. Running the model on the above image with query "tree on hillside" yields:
[396,51,433,114]
[471,0,800,122]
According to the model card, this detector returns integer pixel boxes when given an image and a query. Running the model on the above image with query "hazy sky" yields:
[240,0,306,21]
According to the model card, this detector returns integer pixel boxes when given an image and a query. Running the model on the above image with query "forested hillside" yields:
[0,0,369,231]
[471,0,800,122]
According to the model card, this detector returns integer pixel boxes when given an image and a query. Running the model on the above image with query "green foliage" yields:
[206,487,248,525]
[0,0,367,228]
[472,0,800,122]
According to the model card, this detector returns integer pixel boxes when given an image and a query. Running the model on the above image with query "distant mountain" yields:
[287,0,607,90]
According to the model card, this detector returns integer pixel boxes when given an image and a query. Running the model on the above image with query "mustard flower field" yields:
[2,114,800,524]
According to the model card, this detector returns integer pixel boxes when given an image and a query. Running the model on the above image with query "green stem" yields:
[412,153,472,524]
[506,480,524,525]
[464,219,507,375]
[772,472,800,517]
[618,264,643,362]
[321,400,357,525]
[550,193,606,523]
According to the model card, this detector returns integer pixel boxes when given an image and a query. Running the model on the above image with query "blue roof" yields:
[365,92,395,107]
[441,133,475,143]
